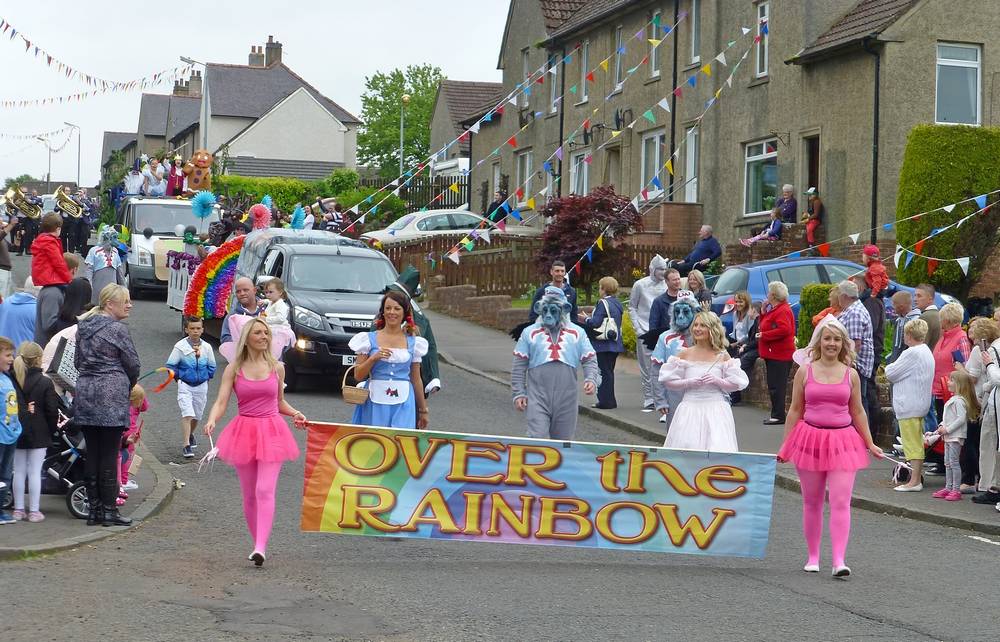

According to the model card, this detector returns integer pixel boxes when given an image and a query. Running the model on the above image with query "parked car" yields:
[117,196,220,297]
[360,209,540,246]
[237,231,399,390]
[707,257,958,333]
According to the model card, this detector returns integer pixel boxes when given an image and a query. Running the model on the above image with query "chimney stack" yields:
[264,35,282,67]
[248,45,265,67]
[188,70,203,96]
[172,79,188,96]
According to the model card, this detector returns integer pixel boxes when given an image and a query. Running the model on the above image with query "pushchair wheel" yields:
[67,481,90,520]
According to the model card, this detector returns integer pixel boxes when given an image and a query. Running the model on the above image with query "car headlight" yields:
[293,306,324,330]
[138,250,152,266]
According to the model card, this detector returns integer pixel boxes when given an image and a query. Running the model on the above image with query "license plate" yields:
[349,320,371,328]
[342,355,357,366]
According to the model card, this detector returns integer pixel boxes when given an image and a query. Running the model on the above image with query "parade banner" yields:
[301,423,776,558]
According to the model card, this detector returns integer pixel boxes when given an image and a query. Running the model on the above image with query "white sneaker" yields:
[122,479,139,491]
[642,404,655,413]
[803,564,819,573]
[832,565,851,578]
[658,414,667,423]
[894,483,923,492]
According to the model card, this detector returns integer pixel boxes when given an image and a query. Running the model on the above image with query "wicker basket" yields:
[341,366,369,405]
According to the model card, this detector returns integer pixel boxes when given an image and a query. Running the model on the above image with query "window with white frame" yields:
[936,43,981,125]
[684,127,699,202]
[579,40,590,101]
[516,150,533,202]
[570,150,589,195]
[520,48,530,107]
[744,138,778,215]
[755,2,769,77]
[614,26,624,86]
[649,10,662,77]
[548,53,559,113]
[641,130,667,195]
[691,0,701,63]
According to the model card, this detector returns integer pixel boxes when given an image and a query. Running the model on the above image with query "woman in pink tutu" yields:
[778,317,883,579]
[204,317,307,566]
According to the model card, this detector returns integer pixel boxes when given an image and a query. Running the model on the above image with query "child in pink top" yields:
[121,385,148,493]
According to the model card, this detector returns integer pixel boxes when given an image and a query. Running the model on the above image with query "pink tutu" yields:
[778,420,870,472]
[215,414,300,465]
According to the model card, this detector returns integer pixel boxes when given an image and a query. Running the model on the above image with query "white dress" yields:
[658,355,749,452]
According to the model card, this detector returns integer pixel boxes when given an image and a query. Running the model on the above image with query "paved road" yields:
[6,282,1000,641]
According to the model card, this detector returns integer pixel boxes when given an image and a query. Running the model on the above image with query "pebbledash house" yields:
[455,0,1000,250]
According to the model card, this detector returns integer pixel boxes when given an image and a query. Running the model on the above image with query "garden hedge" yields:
[796,283,836,347]
[895,125,1000,297]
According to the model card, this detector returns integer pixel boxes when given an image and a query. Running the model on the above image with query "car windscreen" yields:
[288,254,397,293]
[712,268,749,296]
[388,215,415,231]
[134,203,211,235]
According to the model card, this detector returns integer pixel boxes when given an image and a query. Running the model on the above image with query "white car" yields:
[361,209,541,246]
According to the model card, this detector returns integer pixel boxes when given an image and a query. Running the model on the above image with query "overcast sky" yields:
[0,1,509,188]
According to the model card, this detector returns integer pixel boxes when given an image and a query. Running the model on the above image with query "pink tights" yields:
[234,461,284,555]
[796,468,857,568]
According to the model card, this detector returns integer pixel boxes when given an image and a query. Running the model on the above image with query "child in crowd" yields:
[12,342,58,522]
[862,244,888,298]
[30,213,73,346]
[166,317,216,459]
[0,336,22,524]
[121,384,148,493]
[934,369,980,501]
[262,278,291,330]
[740,208,783,247]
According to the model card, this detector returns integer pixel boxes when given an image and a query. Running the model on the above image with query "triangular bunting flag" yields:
[496,220,507,232]
[555,146,563,161]
[543,160,553,174]
[716,51,728,66]
[648,38,662,47]
[942,204,955,213]
[975,194,988,209]
[630,197,640,211]
[480,229,491,244]
[957,257,970,275]
[701,64,712,77]
[459,236,471,246]
[596,235,604,251]
[849,233,860,244]
[527,197,536,210]
[754,35,762,44]
[548,66,558,76]
[905,252,915,268]
[463,240,475,251]
[610,131,622,139]
[914,239,926,254]
[741,26,751,35]
[506,135,517,148]
[585,247,593,263]
[726,75,733,88]
[586,71,595,82]
[584,154,593,163]
[516,187,525,200]
[569,84,578,94]
[643,109,656,124]
[449,182,460,194]
[665,159,674,176]
[883,223,894,231]
[510,209,522,221]
[627,119,637,129]
[927,259,939,276]
[641,188,649,200]
[817,243,831,257]
[540,186,550,197]
[600,58,609,72]
[651,176,662,190]
[501,202,512,214]
[687,75,697,88]
[574,262,582,276]
[673,87,683,97]
[657,97,671,113]
[788,252,801,259]
[535,75,545,85]
[894,245,904,268]
[447,252,460,265]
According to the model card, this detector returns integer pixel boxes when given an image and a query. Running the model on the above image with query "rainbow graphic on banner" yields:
[183,235,244,319]
[301,423,777,558]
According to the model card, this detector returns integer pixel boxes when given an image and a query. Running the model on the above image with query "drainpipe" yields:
[668,0,680,199]
[862,36,881,244]
[557,45,567,198]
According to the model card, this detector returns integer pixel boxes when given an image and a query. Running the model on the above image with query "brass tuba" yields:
[55,185,83,218]
[3,185,42,219]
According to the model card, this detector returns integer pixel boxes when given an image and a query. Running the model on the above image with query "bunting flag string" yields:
[0,16,190,92]
[0,66,192,109]
[0,125,72,140]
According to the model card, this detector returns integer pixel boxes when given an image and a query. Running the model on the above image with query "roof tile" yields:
[438,80,504,138]
[796,0,920,61]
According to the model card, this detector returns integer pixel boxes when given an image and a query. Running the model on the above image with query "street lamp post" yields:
[399,93,411,176]
[180,56,209,151]
[35,137,52,193]
[64,122,80,188]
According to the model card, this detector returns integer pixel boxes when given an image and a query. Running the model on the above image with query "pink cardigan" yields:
[932,326,970,398]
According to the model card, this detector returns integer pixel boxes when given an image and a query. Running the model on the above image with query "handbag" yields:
[45,336,79,392]
[594,298,619,342]
[341,365,370,405]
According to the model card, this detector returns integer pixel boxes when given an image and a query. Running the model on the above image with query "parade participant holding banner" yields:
[659,311,748,452]
[349,290,429,430]
[205,318,306,566]
[778,317,883,579]
[512,286,599,440]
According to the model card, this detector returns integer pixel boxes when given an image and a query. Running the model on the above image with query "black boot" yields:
[102,505,132,527]
[86,490,102,526]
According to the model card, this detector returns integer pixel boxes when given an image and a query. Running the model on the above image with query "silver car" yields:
[361,209,540,246]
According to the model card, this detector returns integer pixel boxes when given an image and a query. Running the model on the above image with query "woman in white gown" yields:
[659,311,749,452]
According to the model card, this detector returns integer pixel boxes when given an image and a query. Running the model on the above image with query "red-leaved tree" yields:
[536,186,643,304]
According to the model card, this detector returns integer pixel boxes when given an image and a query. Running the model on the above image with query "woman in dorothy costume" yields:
[83,228,126,305]
[349,290,429,429]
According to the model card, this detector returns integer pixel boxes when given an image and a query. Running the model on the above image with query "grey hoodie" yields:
[628,254,668,334]
[73,314,141,428]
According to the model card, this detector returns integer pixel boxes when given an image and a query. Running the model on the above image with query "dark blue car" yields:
[705,257,957,333]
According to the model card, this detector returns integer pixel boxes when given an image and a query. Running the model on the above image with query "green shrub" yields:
[325,168,360,195]
[796,283,836,347]
[895,125,1000,298]
[622,309,637,356]
[214,175,310,212]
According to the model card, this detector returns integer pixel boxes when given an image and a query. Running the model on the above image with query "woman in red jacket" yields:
[758,281,796,424]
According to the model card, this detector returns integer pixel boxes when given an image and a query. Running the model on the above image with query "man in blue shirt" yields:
[670,225,722,277]
[528,260,579,323]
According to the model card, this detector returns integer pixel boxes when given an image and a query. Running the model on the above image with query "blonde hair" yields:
[904,318,928,343]
[768,281,789,302]
[687,269,706,291]
[130,384,146,406]
[939,302,964,326]
[598,276,619,296]
[79,283,129,320]
[950,368,981,422]
[233,317,278,373]
[693,311,728,352]
[13,341,43,388]
[969,317,1000,344]
[809,322,857,367]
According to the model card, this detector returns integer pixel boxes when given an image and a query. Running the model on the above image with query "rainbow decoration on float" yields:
[183,234,244,319]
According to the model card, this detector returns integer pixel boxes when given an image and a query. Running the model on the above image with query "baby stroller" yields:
[42,409,91,519]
